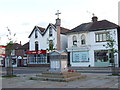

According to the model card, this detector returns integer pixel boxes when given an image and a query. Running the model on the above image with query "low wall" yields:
[27,64,50,67]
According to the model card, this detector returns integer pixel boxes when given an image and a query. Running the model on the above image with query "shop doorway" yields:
[18,59,22,67]
[67,52,70,66]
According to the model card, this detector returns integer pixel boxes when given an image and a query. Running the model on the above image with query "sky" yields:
[0,0,119,45]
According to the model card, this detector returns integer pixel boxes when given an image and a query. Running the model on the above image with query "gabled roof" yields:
[60,27,70,34]
[28,24,70,38]
[66,20,119,34]
[43,23,69,35]
[19,42,29,50]
[28,26,45,38]
[50,50,67,55]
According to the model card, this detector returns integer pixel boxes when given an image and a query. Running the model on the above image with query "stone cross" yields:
[55,10,61,19]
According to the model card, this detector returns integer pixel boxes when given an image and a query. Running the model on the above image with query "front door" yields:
[18,59,22,67]
[67,52,70,66]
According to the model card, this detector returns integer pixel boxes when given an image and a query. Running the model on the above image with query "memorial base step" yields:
[31,72,86,82]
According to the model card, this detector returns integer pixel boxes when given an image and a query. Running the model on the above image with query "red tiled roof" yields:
[20,42,29,49]
[6,43,22,50]
[36,26,45,32]
[50,23,69,34]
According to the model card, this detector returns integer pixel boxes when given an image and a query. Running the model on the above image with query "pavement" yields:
[1,67,120,75]
[1,67,120,89]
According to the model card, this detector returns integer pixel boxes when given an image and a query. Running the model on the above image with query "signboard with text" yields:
[0,46,6,55]
[26,50,46,54]
[72,51,89,62]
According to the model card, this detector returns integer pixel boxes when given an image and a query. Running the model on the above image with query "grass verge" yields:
[2,75,18,78]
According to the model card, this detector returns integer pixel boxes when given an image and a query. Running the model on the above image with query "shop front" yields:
[0,46,6,66]
[94,50,112,67]
[5,56,17,67]
[26,50,50,67]
[23,57,27,66]
[11,56,18,67]
[71,51,90,67]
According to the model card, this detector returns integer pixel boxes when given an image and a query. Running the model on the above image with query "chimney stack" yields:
[20,41,21,45]
[92,13,98,22]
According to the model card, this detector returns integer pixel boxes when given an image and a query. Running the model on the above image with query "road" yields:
[1,67,120,75]
[1,67,49,75]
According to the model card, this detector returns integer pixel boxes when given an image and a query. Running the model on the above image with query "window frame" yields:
[94,50,110,62]
[49,27,52,37]
[81,34,86,45]
[72,36,77,46]
[35,41,39,51]
[95,32,110,42]
[35,30,38,38]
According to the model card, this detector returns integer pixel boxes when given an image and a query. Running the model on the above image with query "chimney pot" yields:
[20,41,21,45]
[92,16,98,22]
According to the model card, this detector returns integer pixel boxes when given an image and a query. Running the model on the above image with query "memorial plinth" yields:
[49,50,68,73]
[31,50,86,82]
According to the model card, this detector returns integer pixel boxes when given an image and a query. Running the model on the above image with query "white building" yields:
[67,16,120,67]
[27,23,69,66]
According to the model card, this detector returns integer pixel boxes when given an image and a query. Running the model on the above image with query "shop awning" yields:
[0,46,6,55]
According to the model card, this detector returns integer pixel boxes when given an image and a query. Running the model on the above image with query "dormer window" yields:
[73,36,77,46]
[49,27,52,37]
[81,34,86,45]
[35,30,38,38]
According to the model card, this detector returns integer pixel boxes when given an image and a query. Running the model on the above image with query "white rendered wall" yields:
[61,34,68,50]
[29,26,68,51]
[67,29,119,67]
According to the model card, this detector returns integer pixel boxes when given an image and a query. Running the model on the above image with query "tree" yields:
[103,34,119,75]
[5,27,16,76]
[49,40,54,51]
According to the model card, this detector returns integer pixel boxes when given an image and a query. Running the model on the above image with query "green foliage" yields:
[2,75,17,78]
[6,27,16,54]
[6,41,14,52]
[49,40,54,50]
[29,77,37,80]
[103,36,118,53]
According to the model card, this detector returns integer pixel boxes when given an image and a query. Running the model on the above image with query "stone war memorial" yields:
[32,50,86,82]
[49,50,68,73]
[31,11,86,81]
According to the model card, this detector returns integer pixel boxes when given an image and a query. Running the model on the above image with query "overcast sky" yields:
[0,0,119,45]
